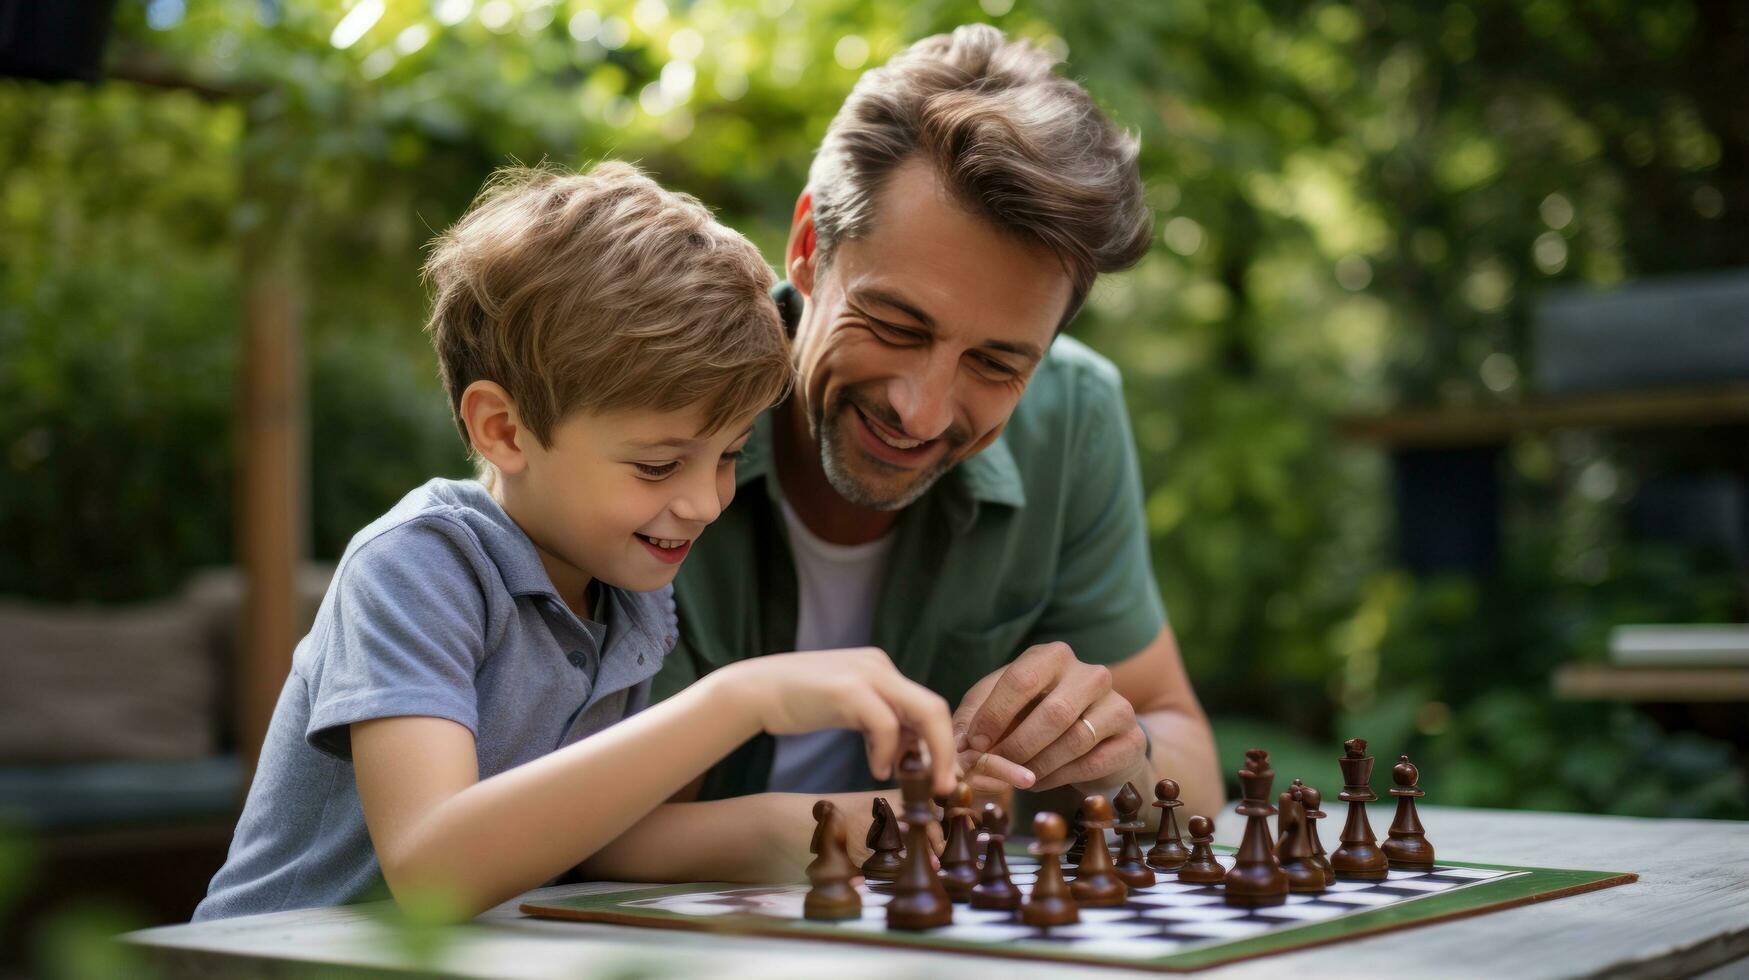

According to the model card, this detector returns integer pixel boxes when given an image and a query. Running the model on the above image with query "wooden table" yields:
[124,806,1749,978]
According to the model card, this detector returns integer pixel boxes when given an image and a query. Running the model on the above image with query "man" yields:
[655,24,1223,823]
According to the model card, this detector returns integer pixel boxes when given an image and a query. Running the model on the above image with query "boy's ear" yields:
[459,381,530,475]
[784,190,816,298]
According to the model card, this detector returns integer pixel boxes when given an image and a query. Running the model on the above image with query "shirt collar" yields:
[451,479,676,646]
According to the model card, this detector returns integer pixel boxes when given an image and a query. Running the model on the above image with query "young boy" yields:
[194,163,957,922]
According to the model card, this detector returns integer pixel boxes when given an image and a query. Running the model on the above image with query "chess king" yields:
[653,22,1224,844]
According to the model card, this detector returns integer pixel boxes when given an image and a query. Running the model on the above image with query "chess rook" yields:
[1382,754,1435,869]
[1146,778,1190,872]
[1224,748,1289,907]
[1331,738,1389,880]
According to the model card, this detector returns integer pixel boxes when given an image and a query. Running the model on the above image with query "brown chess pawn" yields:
[1301,784,1336,885]
[1278,785,1326,894]
[804,804,863,920]
[1224,748,1288,907]
[1146,778,1190,872]
[970,802,1021,911]
[1382,755,1435,869]
[1331,738,1388,880]
[861,796,904,882]
[1069,794,1128,906]
[1021,812,1079,927]
[887,752,952,930]
[938,781,980,901]
[1112,782,1156,889]
[1177,815,1225,884]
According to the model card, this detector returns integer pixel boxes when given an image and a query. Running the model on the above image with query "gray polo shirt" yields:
[194,478,674,921]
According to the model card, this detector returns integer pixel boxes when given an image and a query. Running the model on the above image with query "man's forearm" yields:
[1139,708,1223,822]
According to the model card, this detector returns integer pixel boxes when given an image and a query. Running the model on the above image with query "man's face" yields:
[793,158,1073,510]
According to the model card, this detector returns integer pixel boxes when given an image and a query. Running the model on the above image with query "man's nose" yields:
[889,349,957,441]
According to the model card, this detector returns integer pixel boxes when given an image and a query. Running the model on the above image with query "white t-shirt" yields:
[765,496,896,793]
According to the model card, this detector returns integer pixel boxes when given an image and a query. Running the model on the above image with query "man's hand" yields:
[951,642,1147,794]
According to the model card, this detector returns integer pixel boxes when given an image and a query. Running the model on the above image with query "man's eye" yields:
[873,322,923,344]
[634,462,679,478]
[975,355,1018,379]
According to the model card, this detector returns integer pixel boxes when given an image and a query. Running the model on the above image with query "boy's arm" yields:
[353,648,956,919]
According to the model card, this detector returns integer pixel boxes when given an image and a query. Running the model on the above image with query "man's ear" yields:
[459,380,530,475]
[784,190,817,298]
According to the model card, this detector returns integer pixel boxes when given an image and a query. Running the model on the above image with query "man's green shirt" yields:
[656,284,1166,799]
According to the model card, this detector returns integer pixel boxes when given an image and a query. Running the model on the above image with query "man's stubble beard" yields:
[813,395,956,512]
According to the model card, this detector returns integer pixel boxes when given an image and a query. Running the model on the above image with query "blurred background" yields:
[2,0,1746,971]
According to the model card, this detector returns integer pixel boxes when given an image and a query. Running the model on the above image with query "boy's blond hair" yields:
[423,162,792,455]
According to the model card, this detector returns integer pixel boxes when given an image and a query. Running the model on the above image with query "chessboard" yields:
[521,847,1632,972]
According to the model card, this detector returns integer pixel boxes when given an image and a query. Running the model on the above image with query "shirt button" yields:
[637,654,645,664]
[567,651,588,670]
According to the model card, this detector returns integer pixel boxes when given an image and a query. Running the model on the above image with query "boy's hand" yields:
[716,647,957,797]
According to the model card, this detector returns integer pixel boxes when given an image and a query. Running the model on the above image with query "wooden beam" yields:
[235,121,304,777]
[1340,383,1749,449]
[1552,664,1749,702]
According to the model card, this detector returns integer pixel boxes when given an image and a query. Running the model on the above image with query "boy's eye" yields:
[718,449,744,467]
[634,461,679,478]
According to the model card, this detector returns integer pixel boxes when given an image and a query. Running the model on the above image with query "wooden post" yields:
[236,101,305,778]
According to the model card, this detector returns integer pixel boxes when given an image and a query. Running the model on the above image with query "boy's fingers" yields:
[878,675,957,796]
[854,689,902,782]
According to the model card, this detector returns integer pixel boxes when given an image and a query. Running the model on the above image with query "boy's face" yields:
[504,403,757,602]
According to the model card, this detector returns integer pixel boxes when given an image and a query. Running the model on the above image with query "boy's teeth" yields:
[644,535,686,549]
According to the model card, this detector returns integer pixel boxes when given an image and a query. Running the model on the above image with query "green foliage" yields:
[2,0,1743,817]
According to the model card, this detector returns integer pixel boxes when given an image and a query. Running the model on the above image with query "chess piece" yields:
[1382,755,1435,869]
[1020,812,1079,927]
[807,800,839,876]
[970,802,1021,911]
[938,781,980,901]
[861,796,904,881]
[804,804,862,920]
[1224,748,1288,907]
[1069,794,1127,906]
[1146,778,1190,872]
[1278,778,1305,850]
[1278,785,1326,894]
[1301,783,1335,885]
[1178,815,1225,884]
[1331,738,1389,880]
[888,752,952,930]
[1067,804,1088,866]
[1112,782,1156,889]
